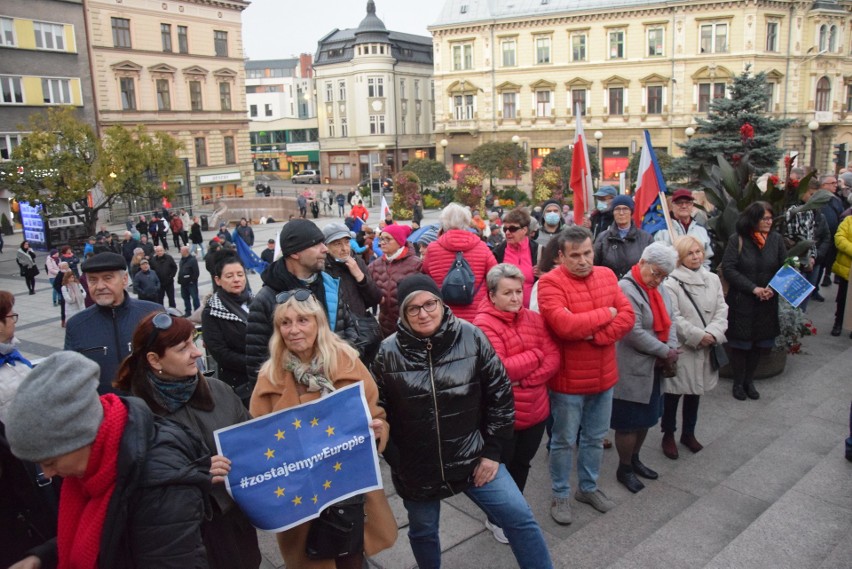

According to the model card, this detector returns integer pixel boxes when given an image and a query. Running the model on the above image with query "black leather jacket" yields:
[371,310,514,502]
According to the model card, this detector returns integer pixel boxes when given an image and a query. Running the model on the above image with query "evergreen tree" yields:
[670,66,794,180]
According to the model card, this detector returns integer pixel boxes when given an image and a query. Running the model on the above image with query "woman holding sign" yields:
[251,290,397,569]
[721,201,787,401]
[114,312,261,569]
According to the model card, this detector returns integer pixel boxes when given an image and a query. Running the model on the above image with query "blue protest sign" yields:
[214,382,382,532]
[768,265,815,308]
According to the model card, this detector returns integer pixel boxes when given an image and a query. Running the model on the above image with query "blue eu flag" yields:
[214,383,382,532]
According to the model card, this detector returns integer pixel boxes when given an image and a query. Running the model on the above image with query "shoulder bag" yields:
[672,278,729,371]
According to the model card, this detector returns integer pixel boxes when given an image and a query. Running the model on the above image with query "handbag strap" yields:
[671,277,708,327]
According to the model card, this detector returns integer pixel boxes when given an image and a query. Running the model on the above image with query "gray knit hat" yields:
[6,351,104,462]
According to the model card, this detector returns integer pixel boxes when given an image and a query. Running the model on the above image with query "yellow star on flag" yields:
[323,480,332,490]
[310,417,319,427]
[292,418,302,429]
[265,448,275,460]
[275,429,285,441]
[312,495,318,504]
[333,462,342,472]
[292,496,302,506]
[274,486,285,498]
[325,425,335,437]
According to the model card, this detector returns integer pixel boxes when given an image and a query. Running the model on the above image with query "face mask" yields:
[596,201,609,212]
[544,212,561,226]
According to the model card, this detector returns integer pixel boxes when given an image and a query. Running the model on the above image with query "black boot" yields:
[742,349,765,400]
[729,348,748,400]
[631,455,658,479]
[744,381,760,400]
[616,464,644,493]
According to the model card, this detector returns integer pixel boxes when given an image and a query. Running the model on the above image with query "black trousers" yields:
[502,420,547,493]
[661,393,700,435]
[157,280,176,308]
[835,279,849,328]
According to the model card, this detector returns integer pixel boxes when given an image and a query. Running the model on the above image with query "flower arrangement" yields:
[776,298,816,354]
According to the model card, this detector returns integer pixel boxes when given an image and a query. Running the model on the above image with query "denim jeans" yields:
[549,387,613,497]
[402,465,552,569]
[190,242,205,257]
[181,282,200,315]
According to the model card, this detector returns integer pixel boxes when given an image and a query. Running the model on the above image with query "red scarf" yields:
[57,394,128,569]
[752,231,767,249]
[630,265,671,343]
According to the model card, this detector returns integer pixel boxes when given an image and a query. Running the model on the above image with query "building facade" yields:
[246,56,320,176]
[430,0,852,185]
[314,0,435,188]
[86,0,252,208]
[0,0,96,222]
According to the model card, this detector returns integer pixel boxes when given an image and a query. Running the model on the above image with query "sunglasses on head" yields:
[503,225,523,233]
[144,312,174,352]
[275,289,313,304]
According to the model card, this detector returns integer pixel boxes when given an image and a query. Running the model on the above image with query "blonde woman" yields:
[251,290,396,569]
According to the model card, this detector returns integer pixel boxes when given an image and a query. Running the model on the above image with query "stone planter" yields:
[719,346,787,380]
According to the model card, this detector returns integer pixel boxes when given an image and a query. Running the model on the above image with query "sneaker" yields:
[575,489,615,513]
[484,519,508,544]
[550,496,573,525]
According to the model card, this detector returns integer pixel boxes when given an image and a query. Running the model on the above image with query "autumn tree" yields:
[468,141,528,191]
[391,170,420,220]
[542,146,600,193]
[6,107,182,234]
[401,158,450,190]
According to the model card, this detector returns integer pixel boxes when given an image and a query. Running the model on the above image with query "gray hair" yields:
[440,202,472,231]
[640,242,677,273]
[486,263,525,294]
[819,174,837,185]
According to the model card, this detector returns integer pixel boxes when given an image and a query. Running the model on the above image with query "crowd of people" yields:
[3,168,852,568]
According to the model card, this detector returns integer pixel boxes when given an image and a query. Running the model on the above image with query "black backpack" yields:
[441,251,480,305]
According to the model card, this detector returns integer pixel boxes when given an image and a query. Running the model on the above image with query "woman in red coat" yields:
[421,203,496,322]
[368,224,422,337]
[474,263,560,542]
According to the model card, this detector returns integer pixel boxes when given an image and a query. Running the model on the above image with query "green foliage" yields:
[401,158,450,190]
[391,170,420,220]
[456,166,484,208]
[532,166,564,203]
[494,187,530,206]
[468,141,528,190]
[0,213,11,235]
[422,194,442,209]
[542,146,600,192]
[6,108,182,234]
[671,66,795,181]
[626,149,675,190]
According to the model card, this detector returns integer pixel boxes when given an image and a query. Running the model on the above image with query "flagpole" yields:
[658,191,676,244]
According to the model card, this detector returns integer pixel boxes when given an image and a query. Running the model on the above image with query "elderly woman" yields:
[368,223,422,337]
[661,236,728,459]
[250,290,396,569]
[614,243,679,493]
[114,313,261,569]
[202,252,254,407]
[473,264,559,543]
[492,208,541,307]
[372,274,552,569]
[594,195,654,280]
[421,203,497,322]
[7,351,210,569]
[722,201,787,401]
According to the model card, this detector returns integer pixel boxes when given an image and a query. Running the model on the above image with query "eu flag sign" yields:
[214,382,383,532]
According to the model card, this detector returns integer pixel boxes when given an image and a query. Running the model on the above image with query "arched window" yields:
[816,76,831,112]
[819,24,828,52]
[829,25,838,52]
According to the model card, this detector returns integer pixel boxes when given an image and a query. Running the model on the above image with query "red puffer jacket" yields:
[538,265,634,395]
[421,229,496,322]
[368,247,422,337]
[474,298,559,430]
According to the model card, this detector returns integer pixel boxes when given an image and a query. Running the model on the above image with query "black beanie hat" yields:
[397,274,442,307]
[279,219,325,258]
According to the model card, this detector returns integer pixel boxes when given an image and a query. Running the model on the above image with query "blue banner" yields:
[768,265,815,308]
[640,195,668,235]
[231,229,268,274]
[214,383,382,532]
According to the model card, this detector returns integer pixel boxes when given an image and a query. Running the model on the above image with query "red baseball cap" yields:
[671,189,695,202]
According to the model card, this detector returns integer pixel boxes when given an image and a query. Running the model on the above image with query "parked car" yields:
[291,169,320,184]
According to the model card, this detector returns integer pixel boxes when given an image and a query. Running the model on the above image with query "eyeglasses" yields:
[3,313,18,323]
[612,207,632,214]
[144,312,174,352]
[760,216,774,222]
[649,267,668,280]
[378,236,395,243]
[275,289,312,304]
[503,225,523,233]
[404,298,441,318]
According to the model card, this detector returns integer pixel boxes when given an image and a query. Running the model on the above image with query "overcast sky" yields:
[241,0,441,60]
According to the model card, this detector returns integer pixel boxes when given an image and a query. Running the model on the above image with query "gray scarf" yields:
[285,354,334,395]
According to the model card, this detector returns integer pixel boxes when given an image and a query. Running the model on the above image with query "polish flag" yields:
[380,194,391,220]
[569,104,595,226]
[633,130,668,228]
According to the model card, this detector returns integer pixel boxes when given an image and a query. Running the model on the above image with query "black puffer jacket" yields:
[722,231,787,342]
[246,260,357,383]
[371,310,514,502]
[594,224,654,280]
[35,397,211,569]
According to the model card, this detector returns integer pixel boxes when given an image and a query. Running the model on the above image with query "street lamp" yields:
[440,138,449,171]
[511,135,521,188]
[594,131,603,182]
[685,126,695,140]
[808,120,820,170]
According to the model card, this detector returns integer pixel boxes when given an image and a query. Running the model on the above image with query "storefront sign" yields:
[199,172,241,184]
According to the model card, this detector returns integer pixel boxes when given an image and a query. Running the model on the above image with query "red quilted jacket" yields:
[421,229,496,322]
[474,298,558,430]
[538,265,635,395]
[367,246,422,337]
